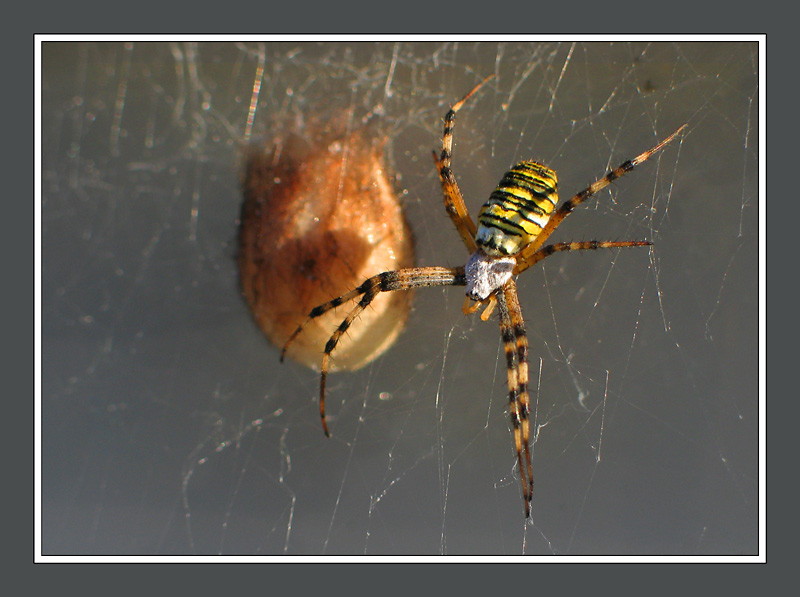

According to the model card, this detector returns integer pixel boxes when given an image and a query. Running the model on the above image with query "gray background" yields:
[41,40,759,555]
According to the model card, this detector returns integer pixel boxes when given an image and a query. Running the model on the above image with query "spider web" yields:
[40,39,760,556]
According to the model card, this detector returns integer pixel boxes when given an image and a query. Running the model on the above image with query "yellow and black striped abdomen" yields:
[475,162,558,255]
[475,161,558,256]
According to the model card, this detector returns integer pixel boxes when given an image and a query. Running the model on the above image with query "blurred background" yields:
[40,40,759,555]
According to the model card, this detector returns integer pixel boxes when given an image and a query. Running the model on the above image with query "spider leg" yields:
[516,240,652,275]
[316,284,383,437]
[281,266,466,436]
[433,75,495,254]
[513,124,686,274]
[496,278,534,518]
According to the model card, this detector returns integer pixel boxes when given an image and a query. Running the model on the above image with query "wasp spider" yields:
[282,76,686,518]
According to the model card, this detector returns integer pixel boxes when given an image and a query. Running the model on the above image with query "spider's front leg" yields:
[496,278,534,518]
[282,266,466,436]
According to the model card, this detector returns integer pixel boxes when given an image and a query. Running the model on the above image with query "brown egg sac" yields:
[239,129,415,371]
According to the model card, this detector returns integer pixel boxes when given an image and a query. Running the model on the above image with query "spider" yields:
[282,76,686,518]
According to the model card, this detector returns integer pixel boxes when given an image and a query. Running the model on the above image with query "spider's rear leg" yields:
[513,124,687,267]
[514,240,652,275]
[433,74,495,254]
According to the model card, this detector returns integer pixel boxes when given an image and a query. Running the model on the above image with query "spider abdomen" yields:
[475,161,558,256]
